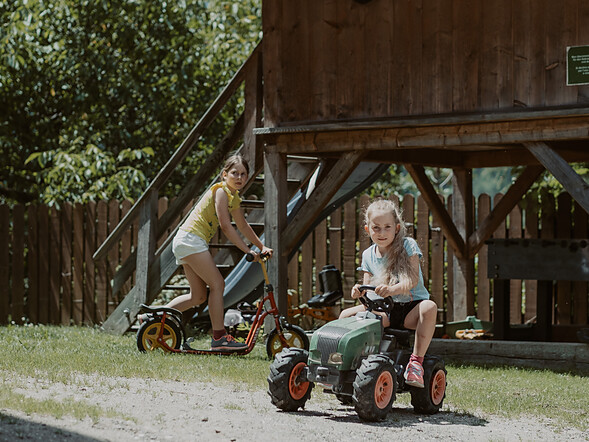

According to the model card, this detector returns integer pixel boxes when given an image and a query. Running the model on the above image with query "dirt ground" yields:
[0,374,587,442]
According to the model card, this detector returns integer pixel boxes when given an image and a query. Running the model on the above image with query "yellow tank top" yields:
[179,181,242,242]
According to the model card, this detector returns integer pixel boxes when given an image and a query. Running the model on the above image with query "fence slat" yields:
[12,205,25,324]
[524,193,539,322]
[416,195,429,286]
[61,202,73,325]
[0,205,9,323]
[96,201,108,323]
[301,234,313,303]
[84,202,96,324]
[49,207,61,324]
[73,203,84,325]
[37,205,49,324]
[446,196,454,323]
[107,200,120,315]
[509,204,523,324]
[329,207,342,272]
[27,204,38,323]
[556,193,572,324]
[431,195,445,323]
[540,193,556,324]
[343,200,357,305]
[358,195,370,255]
[315,218,327,290]
[477,194,491,321]
[573,201,588,324]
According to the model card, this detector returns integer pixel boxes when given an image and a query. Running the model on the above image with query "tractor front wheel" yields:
[267,348,314,411]
[353,354,397,422]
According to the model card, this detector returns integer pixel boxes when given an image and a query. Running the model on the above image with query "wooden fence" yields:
[1,193,588,332]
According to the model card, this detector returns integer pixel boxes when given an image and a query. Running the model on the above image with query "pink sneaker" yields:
[404,360,425,388]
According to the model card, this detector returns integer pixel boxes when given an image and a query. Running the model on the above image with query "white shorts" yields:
[172,230,209,265]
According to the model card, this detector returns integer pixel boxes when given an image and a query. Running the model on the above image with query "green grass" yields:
[1,325,587,432]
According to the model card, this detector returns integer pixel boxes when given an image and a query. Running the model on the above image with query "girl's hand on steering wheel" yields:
[374,284,392,298]
[351,284,362,299]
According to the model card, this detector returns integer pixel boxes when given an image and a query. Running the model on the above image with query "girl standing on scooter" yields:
[339,198,437,388]
[163,153,272,351]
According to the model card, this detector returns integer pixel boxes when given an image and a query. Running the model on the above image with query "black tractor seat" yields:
[383,328,415,348]
[307,290,344,308]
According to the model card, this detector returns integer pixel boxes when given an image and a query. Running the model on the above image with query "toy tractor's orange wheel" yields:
[288,362,309,400]
[430,369,446,406]
[374,370,394,409]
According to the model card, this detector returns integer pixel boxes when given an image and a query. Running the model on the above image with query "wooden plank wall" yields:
[263,0,589,124]
[0,194,588,335]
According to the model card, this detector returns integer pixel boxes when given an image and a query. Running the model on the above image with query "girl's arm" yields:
[232,207,273,256]
[375,254,420,298]
[215,189,252,254]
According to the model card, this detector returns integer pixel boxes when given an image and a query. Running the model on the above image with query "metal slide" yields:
[191,162,389,320]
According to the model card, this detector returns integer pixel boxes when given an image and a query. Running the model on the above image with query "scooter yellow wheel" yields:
[266,324,309,359]
[137,318,182,352]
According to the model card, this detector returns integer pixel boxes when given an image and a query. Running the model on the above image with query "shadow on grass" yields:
[0,412,103,441]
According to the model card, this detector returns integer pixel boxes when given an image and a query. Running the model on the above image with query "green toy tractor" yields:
[267,286,447,422]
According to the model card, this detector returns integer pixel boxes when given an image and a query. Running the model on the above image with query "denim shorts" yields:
[172,230,209,265]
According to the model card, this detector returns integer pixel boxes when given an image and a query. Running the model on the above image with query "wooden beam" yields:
[283,151,364,252]
[405,165,466,259]
[451,169,475,319]
[243,49,263,172]
[264,150,288,315]
[524,142,589,214]
[259,114,589,155]
[468,165,544,256]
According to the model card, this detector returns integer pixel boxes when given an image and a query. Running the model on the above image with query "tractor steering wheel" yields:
[357,285,393,312]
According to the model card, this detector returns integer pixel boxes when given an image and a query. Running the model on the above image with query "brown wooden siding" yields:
[262,0,589,125]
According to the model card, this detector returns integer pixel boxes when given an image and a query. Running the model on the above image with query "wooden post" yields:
[451,169,475,320]
[264,149,288,316]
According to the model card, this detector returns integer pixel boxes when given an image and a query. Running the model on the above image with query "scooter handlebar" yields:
[245,251,271,262]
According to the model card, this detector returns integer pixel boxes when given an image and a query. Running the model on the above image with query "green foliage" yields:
[0,0,261,205]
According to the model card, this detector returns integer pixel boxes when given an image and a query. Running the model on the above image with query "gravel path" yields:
[0,374,587,441]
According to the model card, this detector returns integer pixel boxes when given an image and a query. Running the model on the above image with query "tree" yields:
[0,0,261,205]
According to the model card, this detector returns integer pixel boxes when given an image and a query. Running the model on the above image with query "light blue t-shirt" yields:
[359,237,430,302]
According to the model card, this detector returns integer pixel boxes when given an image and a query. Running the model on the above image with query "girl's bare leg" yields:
[167,251,225,331]
[339,305,366,319]
[404,300,437,357]
[165,264,207,311]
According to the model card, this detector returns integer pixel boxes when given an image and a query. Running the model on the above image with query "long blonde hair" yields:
[364,198,416,287]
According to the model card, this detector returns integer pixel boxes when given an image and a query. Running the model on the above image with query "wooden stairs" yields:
[93,44,324,334]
